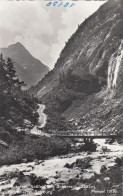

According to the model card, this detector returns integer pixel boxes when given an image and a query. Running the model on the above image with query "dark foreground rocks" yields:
[64,157,92,170]
[100,165,107,173]
[13,172,47,188]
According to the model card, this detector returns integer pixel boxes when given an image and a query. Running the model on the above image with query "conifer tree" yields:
[0,54,25,93]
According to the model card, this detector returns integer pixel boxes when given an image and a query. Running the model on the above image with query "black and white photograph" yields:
[0,0,123,195]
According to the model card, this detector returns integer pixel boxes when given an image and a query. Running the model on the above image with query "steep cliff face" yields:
[31,0,123,96]
[31,0,123,133]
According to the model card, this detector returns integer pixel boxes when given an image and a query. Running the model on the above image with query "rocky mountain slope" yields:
[0,42,49,89]
[30,0,123,134]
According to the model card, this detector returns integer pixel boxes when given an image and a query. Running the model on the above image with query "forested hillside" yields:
[0,54,70,165]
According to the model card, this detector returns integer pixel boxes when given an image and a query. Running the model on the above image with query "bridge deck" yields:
[55,134,119,139]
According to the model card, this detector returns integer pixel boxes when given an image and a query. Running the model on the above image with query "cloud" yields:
[0,1,105,69]
[0,1,53,64]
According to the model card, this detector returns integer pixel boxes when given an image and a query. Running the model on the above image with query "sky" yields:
[0,1,105,69]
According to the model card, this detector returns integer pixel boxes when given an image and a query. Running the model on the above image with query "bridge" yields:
[54,131,119,143]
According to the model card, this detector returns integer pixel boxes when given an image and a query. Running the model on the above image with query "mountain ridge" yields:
[29,0,123,134]
[0,42,49,89]
[30,0,123,97]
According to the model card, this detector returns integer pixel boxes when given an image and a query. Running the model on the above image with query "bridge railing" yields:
[55,130,118,137]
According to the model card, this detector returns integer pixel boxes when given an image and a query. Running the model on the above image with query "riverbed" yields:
[0,138,122,196]
[0,104,122,195]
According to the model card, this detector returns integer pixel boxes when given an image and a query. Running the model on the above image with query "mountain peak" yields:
[8,42,26,50]
[15,42,24,47]
[1,42,49,89]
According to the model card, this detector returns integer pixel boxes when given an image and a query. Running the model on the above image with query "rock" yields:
[30,173,47,186]
[64,163,74,169]
[57,179,65,183]
[75,157,91,169]
[68,178,76,185]
[13,181,20,187]
[115,157,122,166]
[14,174,30,187]
[100,165,107,173]
[96,179,101,184]
[102,146,107,153]
[106,156,111,159]
[104,177,110,182]
[54,175,59,179]
[76,174,79,178]
[64,163,70,168]
[95,179,102,188]
[34,159,39,165]
[32,177,47,186]
[30,173,37,183]
[6,169,24,179]
[87,151,92,155]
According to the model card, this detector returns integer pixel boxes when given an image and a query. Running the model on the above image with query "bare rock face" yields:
[32,0,123,97]
[30,0,123,135]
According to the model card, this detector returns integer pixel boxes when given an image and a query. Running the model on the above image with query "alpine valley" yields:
[0,0,123,196]
[30,0,123,135]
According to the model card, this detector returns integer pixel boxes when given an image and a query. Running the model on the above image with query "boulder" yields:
[100,165,107,173]
[30,173,37,184]
[87,151,92,155]
[64,163,71,169]
[102,146,107,153]
[75,157,92,169]
[13,181,20,187]
[30,173,47,186]
[14,174,30,187]
[68,178,76,185]
[54,175,59,179]
[6,169,24,179]
[64,162,74,169]
[34,159,39,165]
[115,157,122,166]
[32,176,47,186]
